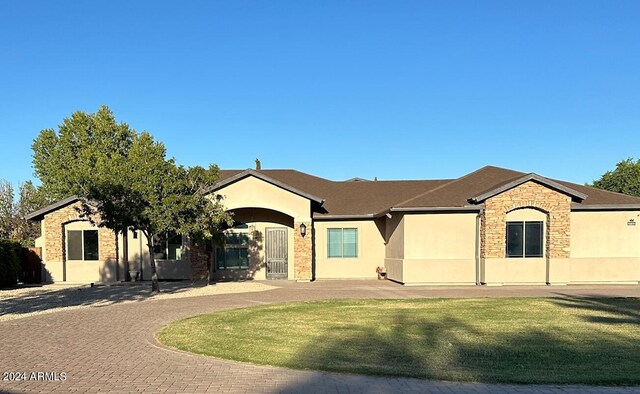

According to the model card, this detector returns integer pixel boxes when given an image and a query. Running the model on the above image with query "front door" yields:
[265,227,288,279]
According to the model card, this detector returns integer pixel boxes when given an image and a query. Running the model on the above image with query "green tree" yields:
[0,181,46,246]
[592,158,640,197]
[0,181,14,239]
[33,106,229,292]
[13,181,48,246]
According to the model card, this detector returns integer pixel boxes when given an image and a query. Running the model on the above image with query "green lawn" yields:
[156,297,640,385]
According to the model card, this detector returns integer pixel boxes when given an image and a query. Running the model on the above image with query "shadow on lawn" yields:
[0,281,208,318]
[280,299,640,389]
[549,295,640,325]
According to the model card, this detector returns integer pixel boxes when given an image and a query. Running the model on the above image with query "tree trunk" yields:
[144,233,160,293]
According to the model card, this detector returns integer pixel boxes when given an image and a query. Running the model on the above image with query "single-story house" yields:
[26,165,640,285]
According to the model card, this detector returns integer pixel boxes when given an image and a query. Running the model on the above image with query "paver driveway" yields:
[1,280,639,394]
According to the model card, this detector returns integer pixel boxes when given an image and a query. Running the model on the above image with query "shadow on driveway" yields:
[0,281,206,319]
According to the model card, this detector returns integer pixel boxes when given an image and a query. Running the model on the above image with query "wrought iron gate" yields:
[266,227,288,279]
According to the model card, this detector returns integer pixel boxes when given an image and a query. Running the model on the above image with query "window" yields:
[327,228,358,258]
[67,230,99,261]
[216,230,249,270]
[153,232,183,260]
[506,221,543,258]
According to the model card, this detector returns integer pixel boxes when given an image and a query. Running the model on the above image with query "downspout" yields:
[475,208,484,285]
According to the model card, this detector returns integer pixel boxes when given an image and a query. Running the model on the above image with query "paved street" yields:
[1,280,639,393]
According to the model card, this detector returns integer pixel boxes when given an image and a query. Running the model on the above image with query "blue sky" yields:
[1,1,639,187]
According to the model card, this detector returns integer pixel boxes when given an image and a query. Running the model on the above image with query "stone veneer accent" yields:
[481,181,572,259]
[189,238,210,282]
[43,201,117,264]
[293,221,312,280]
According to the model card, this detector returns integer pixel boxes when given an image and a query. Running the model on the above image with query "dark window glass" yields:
[83,230,99,260]
[525,222,543,257]
[68,230,83,260]
[239,248,249,268]
[216,231,250,270]
[216,247,225,270]
[506,222,524,258]
[153,233,167,260]
[167,234,182,260]
[225,233,249,245]
[226,248,240,268]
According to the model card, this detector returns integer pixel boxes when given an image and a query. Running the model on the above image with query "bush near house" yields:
[0,239,22,288]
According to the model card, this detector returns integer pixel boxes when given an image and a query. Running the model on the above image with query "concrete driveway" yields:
[1,280,639,393]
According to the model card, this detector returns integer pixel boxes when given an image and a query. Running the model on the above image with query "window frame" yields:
[215,226,250,270]
[153,232,184,261]
[66,229,100,262]
[327,228,358,259]
[506,220,544,258]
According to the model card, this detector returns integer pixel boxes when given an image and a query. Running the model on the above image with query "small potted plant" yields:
[376,266,387,280]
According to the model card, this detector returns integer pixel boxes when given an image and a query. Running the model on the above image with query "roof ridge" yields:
[392,165,507,208]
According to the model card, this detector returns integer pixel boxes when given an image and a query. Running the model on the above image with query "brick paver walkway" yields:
[1,281,639,393]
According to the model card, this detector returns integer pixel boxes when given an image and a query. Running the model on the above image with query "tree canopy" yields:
[32,105,229,291]
[0,180,47,246]
[591,158,640,197]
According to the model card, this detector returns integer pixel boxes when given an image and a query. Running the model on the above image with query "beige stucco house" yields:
[27,165,640,286]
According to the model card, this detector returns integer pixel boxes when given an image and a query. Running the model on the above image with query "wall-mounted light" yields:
[300,223,307,237]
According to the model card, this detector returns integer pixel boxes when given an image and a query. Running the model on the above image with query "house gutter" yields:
[314,214,375,220]
[571,203,640,211]
[373,205,483,218]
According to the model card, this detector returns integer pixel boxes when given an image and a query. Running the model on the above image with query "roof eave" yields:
[571,203,640,211]
[313,214,375,220]
[469,173,588,203]
[390,206,484,213]
[25,195,82,221]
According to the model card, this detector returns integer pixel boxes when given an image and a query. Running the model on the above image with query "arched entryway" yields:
[211,208,297,281]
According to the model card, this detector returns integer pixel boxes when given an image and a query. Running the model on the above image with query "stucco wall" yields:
[215,176,311,221]
[394,213,477,285]
[385,214,404,259]
[569,211,640,283]
[314,220,385,279]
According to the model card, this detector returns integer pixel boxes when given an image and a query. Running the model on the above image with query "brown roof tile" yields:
[217,166,640,217]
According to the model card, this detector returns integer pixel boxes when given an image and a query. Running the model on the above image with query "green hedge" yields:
[0,239,22,288]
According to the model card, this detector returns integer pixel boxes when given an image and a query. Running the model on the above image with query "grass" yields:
[156,297,640,385]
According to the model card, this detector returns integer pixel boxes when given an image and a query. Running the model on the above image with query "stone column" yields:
[294,221,312,281]
[188,237,210,283]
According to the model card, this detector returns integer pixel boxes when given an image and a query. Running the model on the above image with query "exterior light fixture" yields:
[300,223,307,237]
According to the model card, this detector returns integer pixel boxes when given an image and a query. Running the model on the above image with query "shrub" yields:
[0,239,22,288]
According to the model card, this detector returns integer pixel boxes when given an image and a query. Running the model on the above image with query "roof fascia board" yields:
[469,174,588,203]
[25,195,82,221]
[209,169,324,204]
[313,214,375,220]
[390,206,484,213]
[571,203,640,211]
